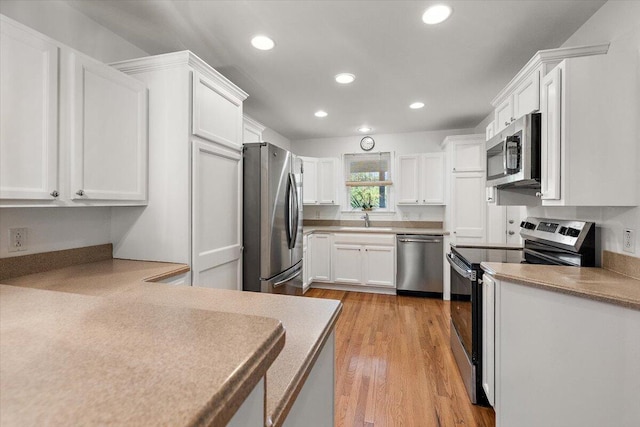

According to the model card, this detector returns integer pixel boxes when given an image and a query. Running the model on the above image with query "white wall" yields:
[527,1,640,256]
[0,208,112,258]
[263,127,292,151]
[292,128,474,222]
[0,1,149,258]
[0,0,147,63]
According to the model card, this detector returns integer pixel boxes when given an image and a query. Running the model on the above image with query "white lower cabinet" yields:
[481,274,495,407]
[362,245,395,287]
[306,232,396,291]
[331,233,395,288]
[227,377,264,427]
[487,274,640,426]
[309,233,332,282]
[282,331,335,427]
[332,244,362,284]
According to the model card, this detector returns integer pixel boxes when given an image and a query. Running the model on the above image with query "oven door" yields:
[449,258,474,359]
[446,252,486,405]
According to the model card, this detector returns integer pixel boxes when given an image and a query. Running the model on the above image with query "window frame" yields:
[341,151,395,213]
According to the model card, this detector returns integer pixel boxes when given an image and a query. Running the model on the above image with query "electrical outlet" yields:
[623,229,635,253]
[8,228,28,252]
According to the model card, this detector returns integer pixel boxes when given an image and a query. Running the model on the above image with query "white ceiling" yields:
[67,0,605,140]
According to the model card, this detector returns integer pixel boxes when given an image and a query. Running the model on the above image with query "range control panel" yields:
[520,217,594,250]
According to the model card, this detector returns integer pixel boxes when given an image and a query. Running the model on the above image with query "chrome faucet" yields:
[361,212,370,228]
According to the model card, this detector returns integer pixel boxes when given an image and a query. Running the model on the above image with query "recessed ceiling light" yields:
[251,35,275,50]
[410,102,425,109]
[422,4,452,25]
[358,126,372,133]
[315,110,328,118]
[335,73,356,84]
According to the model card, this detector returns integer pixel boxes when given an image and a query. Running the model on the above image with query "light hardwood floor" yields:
[305,289,495,427]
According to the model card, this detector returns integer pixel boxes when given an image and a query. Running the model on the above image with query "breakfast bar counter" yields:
[1,259,342,426]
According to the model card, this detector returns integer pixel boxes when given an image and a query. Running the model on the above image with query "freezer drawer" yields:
[396,234,443,297]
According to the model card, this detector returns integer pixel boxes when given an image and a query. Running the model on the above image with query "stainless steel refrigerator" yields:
[243,143,303,295]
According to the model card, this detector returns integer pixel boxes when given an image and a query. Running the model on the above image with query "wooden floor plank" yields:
[305,288,495,427]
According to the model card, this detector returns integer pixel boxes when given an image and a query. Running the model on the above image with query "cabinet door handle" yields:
[508,231,515,235]
[505,121,510,126]
[508,219,514,224]
[76,190,85,196]
[50,190,59,198]
[415,199,418,203]
[535,192,543,197]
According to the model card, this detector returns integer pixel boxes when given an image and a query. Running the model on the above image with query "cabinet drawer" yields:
[331,233,395,246]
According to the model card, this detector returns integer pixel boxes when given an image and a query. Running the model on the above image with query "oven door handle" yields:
[446,252,474,280]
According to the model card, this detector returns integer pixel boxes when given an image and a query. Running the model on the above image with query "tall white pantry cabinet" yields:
[110,51,248,288]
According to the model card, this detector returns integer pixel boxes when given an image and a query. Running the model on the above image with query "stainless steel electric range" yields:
[446,217,596,405]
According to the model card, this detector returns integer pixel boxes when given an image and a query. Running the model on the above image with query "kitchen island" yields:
[1,257,342,427]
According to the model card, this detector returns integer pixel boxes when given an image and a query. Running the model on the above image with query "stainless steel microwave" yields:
[486,113,541,188]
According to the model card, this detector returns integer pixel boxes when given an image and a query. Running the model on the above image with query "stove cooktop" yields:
[451,246,524,267]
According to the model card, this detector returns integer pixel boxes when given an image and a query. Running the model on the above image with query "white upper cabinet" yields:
[422,153,445,204]
[300,156,337,205]
[396,155,421,204]
[540,46,637,206]
[302,158,318,204]
[540,65,562,202]
[68,51,147,203]
[494,97,514,134]
[243,115,265,144]
[493,66,542,134]
[193,71,243,150]
[512,69,540,119]
[317,158,337,204]
[485,121,495,142]
[397,153,445,205]
[451,139,484,172]
[0,15,148,207]
[0,16,59,202]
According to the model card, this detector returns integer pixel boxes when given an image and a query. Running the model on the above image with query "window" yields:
[344,152,393,211]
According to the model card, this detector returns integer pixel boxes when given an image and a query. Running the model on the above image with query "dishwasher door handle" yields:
[398,238,442,243]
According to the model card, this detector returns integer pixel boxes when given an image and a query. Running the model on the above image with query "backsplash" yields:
[602,251,640,280]
[303,219,443,229]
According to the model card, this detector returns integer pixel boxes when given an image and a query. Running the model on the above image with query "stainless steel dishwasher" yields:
[396,234,443,297]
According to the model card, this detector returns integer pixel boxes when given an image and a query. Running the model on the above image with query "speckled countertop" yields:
[304,225,448,235]
[1,259,342,426]
[481,262,640,310]
[0,284,284,426]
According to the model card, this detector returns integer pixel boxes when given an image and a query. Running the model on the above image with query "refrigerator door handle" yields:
[284,173,298,249]
[267,263,303,287]
[284,173,293,249]
[290,173,300,248]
